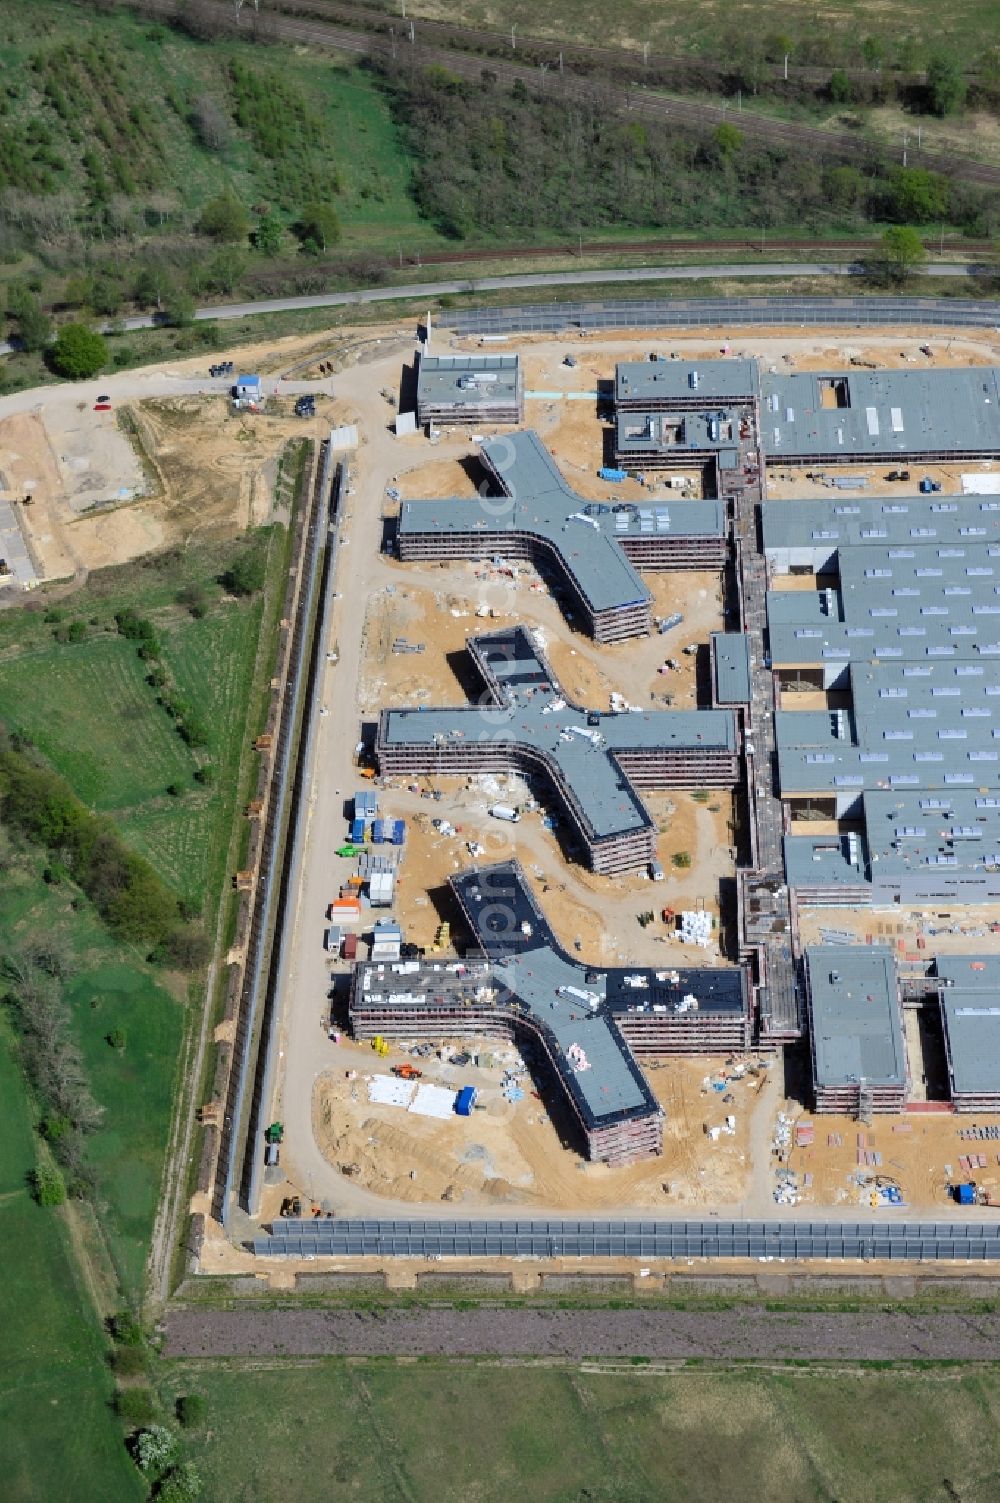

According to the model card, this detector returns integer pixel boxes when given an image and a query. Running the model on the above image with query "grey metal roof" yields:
[616,358,759,404]
[783,833,868,889]
[767,544,1000,669]
[615,409,741,468]
[937,955,1000,1095]
[416,353,521,411]
[397,430,724,615]
[381,627,735,842]
[775,658,1000,796]
[712,633,752,704]
[806,946,905,1088]
[760,367,1000,458]
[761,494,1000,554]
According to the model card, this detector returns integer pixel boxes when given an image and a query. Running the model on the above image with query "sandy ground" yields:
[760,1088,1000,1214]
[796,903,1000,963]
[302,1038,756,1213]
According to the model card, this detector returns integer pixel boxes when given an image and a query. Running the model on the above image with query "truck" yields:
[488,804,520,823]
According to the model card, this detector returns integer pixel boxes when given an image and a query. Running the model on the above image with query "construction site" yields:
[9,305,1000,1276]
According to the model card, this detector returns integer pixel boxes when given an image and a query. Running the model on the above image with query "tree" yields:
[828,69,853,105]
[31,1161,66,1206]
[887,166,949,223]
[198,191,248,242]
[925,53,966,117]
[16,298,52,353]
[297,201,341,251]
[190,94,232,152]
[48,323,107,380]
[164,292,197,329]
[713,123,744,156]
[881,225,927,284]
[824,165,863,210]
[106,1028,126,1052]
[253,212,283,256]
[862,35,885,71]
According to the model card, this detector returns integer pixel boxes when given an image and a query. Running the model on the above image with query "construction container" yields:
[350,817,367,844]
[342,933,358,961]
[354,790,378,819]
[455,1085,478,1117]
[955,1182,976,1205]
[371,818,387,844]
[391,819,406,846]
[324,925,341,953]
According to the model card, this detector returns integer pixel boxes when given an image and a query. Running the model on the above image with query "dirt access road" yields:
[162,1305,1000,1361]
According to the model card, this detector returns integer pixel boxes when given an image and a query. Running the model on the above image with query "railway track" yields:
[125,0,1000,190]
[270,0,964,88]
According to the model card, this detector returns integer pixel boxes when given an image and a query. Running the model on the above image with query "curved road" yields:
[1,262,987,359]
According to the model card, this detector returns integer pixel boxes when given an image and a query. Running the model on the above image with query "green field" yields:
[409,0,997,71]
[0,560,267,910]
[0,1023,141,1502]
[161,1358,1000,1503]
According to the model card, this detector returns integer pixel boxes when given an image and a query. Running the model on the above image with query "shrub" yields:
[220,549,266,596]
[116,1387,156,1427]
[109,1308,143,1346]
[198,191,248,242]
[672,851,692,869]
[110,1344,147,1378]
[157,1461,203,1502]
[176,1393,206,1429]
[106,1028,127,1051]
[48,323,107,380]
[133,1424,178,1475]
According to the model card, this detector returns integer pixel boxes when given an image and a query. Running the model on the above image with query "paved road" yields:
[163,1305,1000,1360]
[1,263,985,359]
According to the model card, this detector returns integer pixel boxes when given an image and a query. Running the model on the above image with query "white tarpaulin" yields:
[961,473,1000,495]
[408,1084,458,1120]
[367,1074,415,1109]
[329,424,359,450]
[394,411,417,436]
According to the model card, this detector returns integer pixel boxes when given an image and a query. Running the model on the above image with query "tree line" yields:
[380,64,994,242]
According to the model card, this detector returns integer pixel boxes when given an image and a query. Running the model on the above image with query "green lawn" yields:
[161,1359,1000,1503]
[0,1023,141,1503]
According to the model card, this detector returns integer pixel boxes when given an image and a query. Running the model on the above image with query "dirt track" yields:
[163,1306,1000,1361]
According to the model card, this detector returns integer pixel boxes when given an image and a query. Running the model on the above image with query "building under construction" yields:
[805,946,908,1114]
[396,430,726,643]
[415,352,523,427]
[349,863,751,1165]
[937,955,1000,1113]
[375,626,738,874]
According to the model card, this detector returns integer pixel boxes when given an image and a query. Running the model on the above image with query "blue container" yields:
[350,817,366,844]
[371,819,387,845]
[392,819,406,846]
[454,1086,477,1117]
[956,1182,976,1205]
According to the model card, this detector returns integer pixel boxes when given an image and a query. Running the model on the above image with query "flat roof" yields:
[761,494,1000,553]
[616,358,759,404]
[712,633,752,704]
[775,658,1000,796]
[416,353,521,410]
[937,955,1000,1096]
[398,430,724,615]
[760,367,1000,458]
[381,627,735,843]
[806,946,905,1088]
[615,409,741,467]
